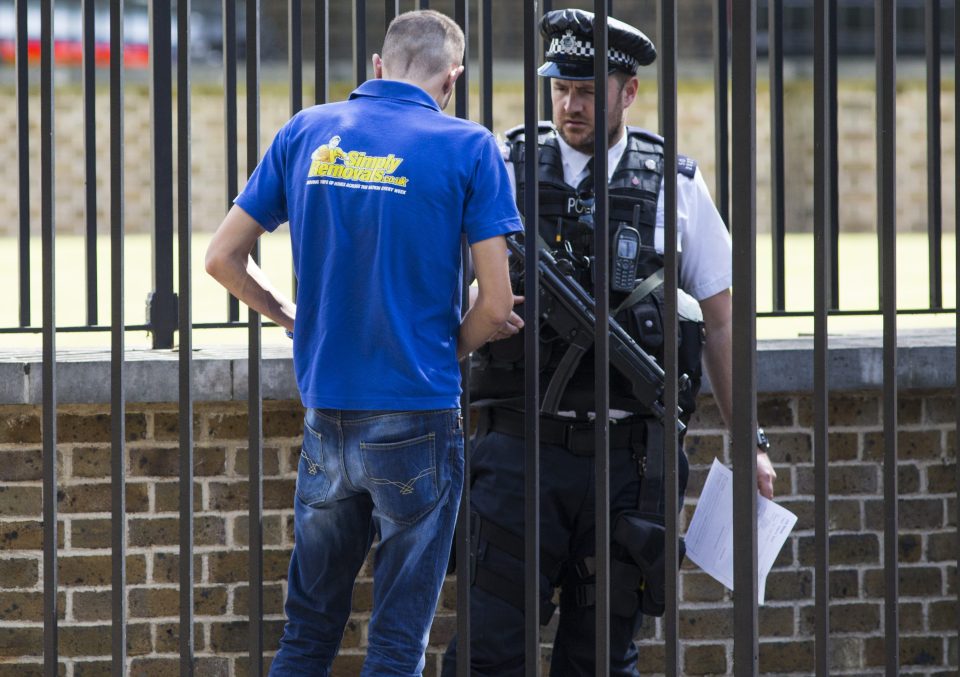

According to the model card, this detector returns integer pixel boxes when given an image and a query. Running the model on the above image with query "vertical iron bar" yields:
[452,3,473,675]
[40,0,58,674]
[926,0,943,309]
[877,1,898,674]
[478,0,493,131]
[246,0,264,671]
[955,0,960,660]
[16,0,30,327]
[385,0,398,29]
[110,0,127,672]
[593,2,610,674]
[731,0,759,673]
[418,0,428,9]
[714,0,730,226]
[522,0,541,672]
[769,0,785,311]
[541,0,552,122]
[290,0,303,114]
[454,0,468,121]
[83,0,98,325]
[225,0,240,321]
[178,0,195,672]
[829,0,839,310]
[289,0,302,299]
[149,0,176,349]
[314,0,328,104]
[658,0,680,673]
[353,0,367,86]
[812,1,833,674]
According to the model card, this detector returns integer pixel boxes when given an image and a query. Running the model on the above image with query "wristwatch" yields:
[756,426,770,453]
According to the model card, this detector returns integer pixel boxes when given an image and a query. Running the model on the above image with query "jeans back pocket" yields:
[297,422,331,507]
[360,433,439,525]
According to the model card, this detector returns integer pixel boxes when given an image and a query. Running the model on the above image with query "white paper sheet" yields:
[685,457,798,604]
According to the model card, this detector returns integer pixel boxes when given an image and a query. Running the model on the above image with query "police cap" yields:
[538,9,656,81]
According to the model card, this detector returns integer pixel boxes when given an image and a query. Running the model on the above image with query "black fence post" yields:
[148,0,177,349]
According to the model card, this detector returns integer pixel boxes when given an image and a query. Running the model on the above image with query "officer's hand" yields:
[490,295,525,341]
[756,451,776,499]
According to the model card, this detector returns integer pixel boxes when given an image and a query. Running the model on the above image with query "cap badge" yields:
[560,31,577,54]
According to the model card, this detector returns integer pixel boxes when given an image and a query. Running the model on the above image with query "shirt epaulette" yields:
[677,155,697,178]
[505,121,556,142]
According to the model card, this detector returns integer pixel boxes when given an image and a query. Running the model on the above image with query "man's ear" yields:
[621,75,639,108]
[372,53,384,79]
[444,64,465,94]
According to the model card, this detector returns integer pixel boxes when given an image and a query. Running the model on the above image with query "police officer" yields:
[442,9,776,676]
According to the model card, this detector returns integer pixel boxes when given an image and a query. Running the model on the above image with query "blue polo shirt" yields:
[235,79,522,410]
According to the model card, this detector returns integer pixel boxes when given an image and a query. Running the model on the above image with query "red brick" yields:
[152,411,203,441]
[0,412,42,444]
[153,622,206,653]
[898,396,923,425]
[149,552,203,585]
[863,566,943,597]
[233,514,285,547]
[58,554,146,586]
[924,394,956,424]
[0,590,65,622]
[683,643,727,675]
[758,605,795,637]
[207,413,249,440]
[57,482,149,514]
[128,516,223,547]
[798,393,879,427]
[153,480,203,512]
[194,585,229,616]
[864,430,942,461]
[764,568,813,601]
[263,406,305,438]
[208,619,285,653]
[828,432,858,461]
[208,481,249,511]
[681,571,728,603]
[234,447,283,477]
[0,520,44,550]
[0,556,39,587]
[797,534,879,566]
[69,447,112,478]
[0,626,43,657]
[0,448,43,481]
[679,607,732,640]
[207,550,289,584]
[71,590,113,622]
[233,582,286,616]
[0,486,42,516]
[758,640,814,673]
[928,462,956,493]
[56,412,146,443]
[60,624,114,657]
[769,432,811,464]
[865,635,944,668]
[70,518,112,549]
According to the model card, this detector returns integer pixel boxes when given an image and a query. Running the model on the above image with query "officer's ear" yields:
[620,75,639,108]
[372,54,384,79]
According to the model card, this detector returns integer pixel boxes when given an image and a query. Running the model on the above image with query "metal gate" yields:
[4,0,958,675]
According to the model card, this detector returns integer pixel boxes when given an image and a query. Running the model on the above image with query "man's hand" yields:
[490,295,524,340]
[756,451,776,499]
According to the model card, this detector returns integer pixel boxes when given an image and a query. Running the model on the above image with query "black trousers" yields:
[441,423,686,677]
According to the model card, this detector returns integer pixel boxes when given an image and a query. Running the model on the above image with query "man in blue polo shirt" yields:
[205,10,521,676]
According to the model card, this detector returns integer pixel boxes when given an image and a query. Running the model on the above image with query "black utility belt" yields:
[484,406,647,457]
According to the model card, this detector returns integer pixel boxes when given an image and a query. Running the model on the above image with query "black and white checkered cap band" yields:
[546,30,639,72]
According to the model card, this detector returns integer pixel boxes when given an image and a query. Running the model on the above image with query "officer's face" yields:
[551,74,637,155]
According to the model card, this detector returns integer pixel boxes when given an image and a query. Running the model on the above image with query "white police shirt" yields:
[503,129,732,302]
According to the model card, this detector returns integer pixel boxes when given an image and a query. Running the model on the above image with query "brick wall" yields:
[1,392,956,676]
[1,78,954,238]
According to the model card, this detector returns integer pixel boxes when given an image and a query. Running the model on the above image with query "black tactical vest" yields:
[471,123,704,420]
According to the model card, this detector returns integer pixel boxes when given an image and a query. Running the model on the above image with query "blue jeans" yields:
[269,408,464,677]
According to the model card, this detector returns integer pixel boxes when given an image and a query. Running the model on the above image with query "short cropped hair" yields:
[381,10,465,81]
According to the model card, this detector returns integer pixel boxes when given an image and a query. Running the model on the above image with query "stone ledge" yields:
[0,330,955,405]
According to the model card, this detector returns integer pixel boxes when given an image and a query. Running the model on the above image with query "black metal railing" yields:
[5,1,959,676]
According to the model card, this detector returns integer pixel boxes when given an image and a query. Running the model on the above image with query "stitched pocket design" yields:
[360,432,439,525]
[296,422,331,507]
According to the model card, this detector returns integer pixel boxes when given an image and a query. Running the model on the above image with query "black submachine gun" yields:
[505,234,685,434]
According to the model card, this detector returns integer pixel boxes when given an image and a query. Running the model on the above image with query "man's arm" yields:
[205,205,297,331]
[700,288,777,499]
[458,236,515,360]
